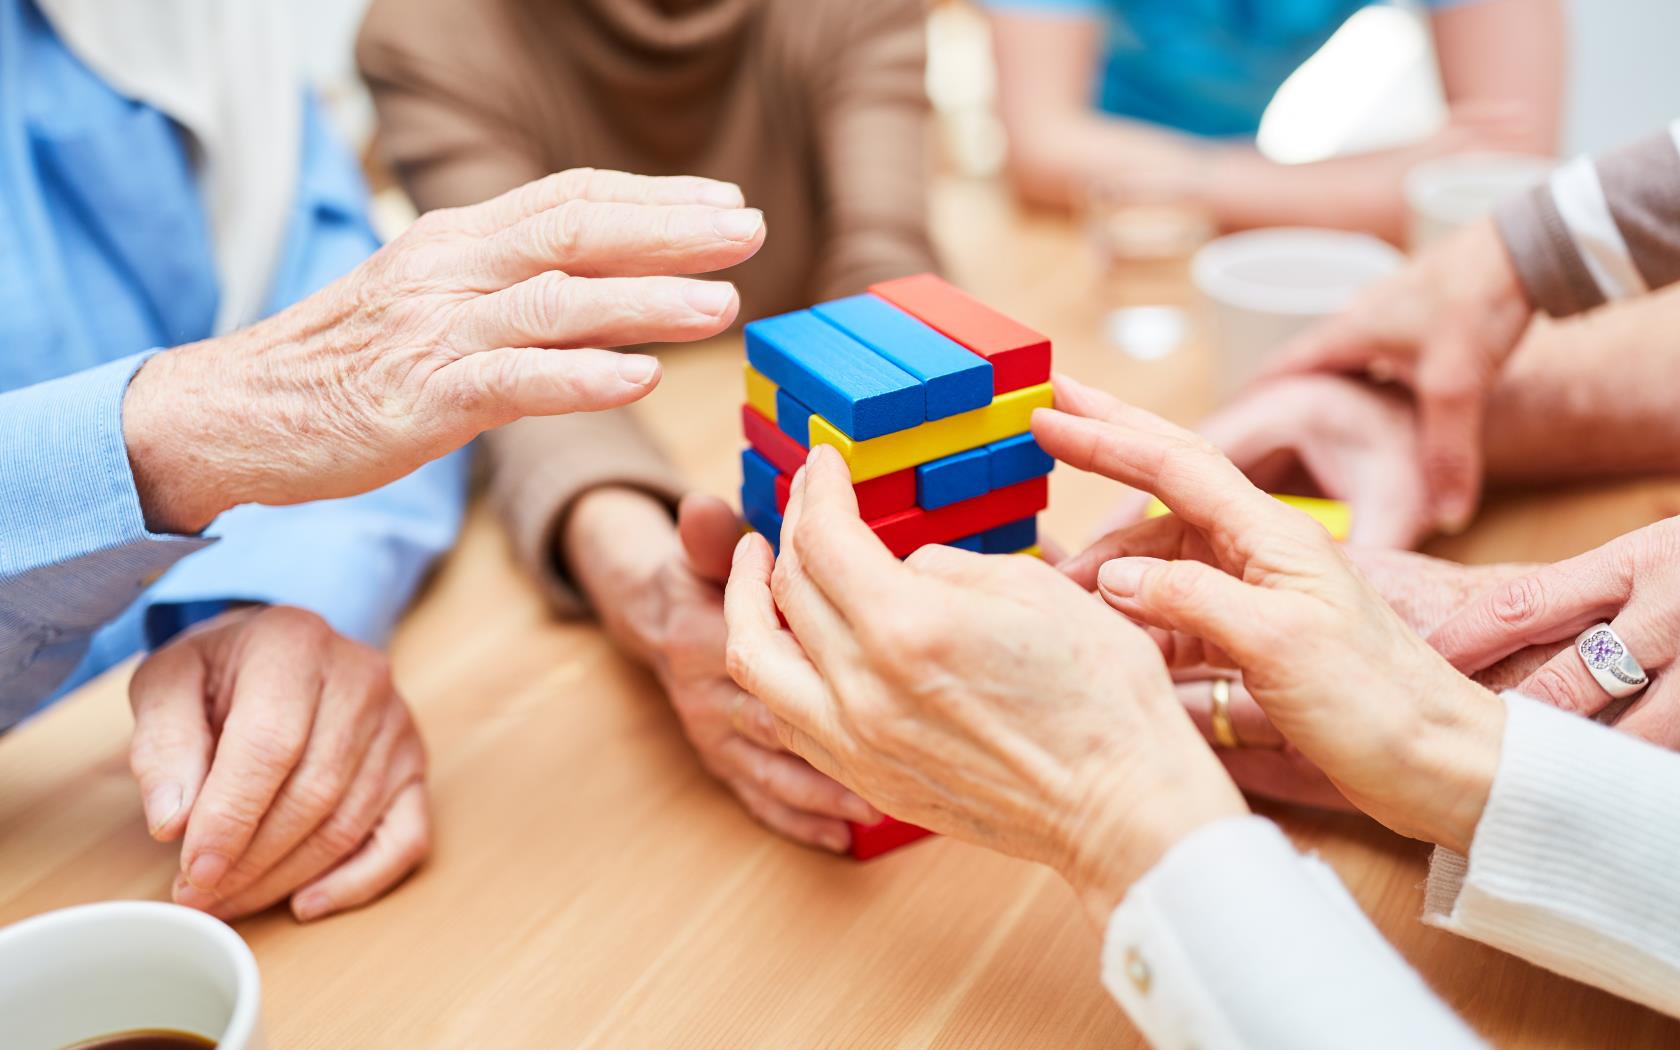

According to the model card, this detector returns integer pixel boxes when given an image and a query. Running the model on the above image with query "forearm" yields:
[560,486,682,662]
[1202,141,1459,242]
[1481,285,1680,483]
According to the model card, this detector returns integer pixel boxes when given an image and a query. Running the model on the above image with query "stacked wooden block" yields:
[738,273,1053,860]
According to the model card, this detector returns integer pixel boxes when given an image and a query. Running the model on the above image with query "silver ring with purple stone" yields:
[1576,624,1649,700]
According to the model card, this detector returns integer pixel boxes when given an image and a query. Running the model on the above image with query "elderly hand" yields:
[564,489,878,853]
[1256,218,1533,534]
[724,444,1247,916]
[1095,375,1430,547]
[124,168,764,535]
[1038,375,1505,853]
[1172,550,1557,811]
[128,606,427,922]
[1429,517,1680,746]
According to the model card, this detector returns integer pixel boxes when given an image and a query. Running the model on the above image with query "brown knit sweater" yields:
[358,0,937,611]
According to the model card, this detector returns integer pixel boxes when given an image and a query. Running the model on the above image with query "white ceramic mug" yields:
[1404,152,1555,252]
[0,901,262,1050]
[1191,227,1404,399]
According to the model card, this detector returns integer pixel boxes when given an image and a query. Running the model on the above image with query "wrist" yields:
[1059,742,1249,927]
[561,486,682,658]
[1401,673,1505,854]
[123,347,237,534]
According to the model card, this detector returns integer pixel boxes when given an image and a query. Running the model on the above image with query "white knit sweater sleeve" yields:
[1101,816,1483,1049]
[1425,691,1680,1017]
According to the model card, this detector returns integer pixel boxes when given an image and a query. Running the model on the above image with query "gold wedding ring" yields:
[1210,678,1241,749]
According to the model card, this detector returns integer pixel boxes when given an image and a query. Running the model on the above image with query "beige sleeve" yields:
[358,3,688,616]
[807,0,941,299]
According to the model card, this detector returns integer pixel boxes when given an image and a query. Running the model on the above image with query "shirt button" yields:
[1124,946,1152,995]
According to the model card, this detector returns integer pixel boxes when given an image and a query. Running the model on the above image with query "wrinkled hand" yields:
[724,444,1246,914]
[126,168,765,534]
[1172,550,1557,811]
[1256,218,1533,533]
[1040,375,1504,853]
[1430,517,1680,746]
[1096,375,1430,547]
[129,606,427,922]
[568,490,877,852]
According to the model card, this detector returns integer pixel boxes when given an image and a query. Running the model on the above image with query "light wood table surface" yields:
[5,179,1680,1048]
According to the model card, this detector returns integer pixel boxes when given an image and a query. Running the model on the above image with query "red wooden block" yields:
[850,816,934,860]
[774,465,917,521]
[869,477,1049,558]
[743,405,807,476]
[869,273,1051,394]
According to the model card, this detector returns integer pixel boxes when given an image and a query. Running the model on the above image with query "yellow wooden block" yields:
[1144,493,1351,541]
[809,382,1054,482]
[1015,545,1043,559]
[743,362,778,423]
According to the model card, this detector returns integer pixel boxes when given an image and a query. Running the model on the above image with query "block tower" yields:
[738,273,1054,860]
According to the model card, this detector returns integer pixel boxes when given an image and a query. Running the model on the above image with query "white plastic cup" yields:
[1405,152,1555,252]
[1191,228,1404,398]
[0,901,263,1050]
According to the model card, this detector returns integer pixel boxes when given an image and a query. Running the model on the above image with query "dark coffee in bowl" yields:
[64,1031,215,1050]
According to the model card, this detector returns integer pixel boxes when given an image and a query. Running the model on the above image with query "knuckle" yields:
[545,199,594,258]
[257,605,332,645]
[1525,665,1595,715]
[1490,576,1547,630]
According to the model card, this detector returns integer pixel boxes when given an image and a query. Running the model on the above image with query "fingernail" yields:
[712,208,763,241]
[1438,509,1472,536]
[699,182,745,209]
[616,354,658,385]
[683,281,735,316]
[821,829,851,854]
[145,783,182,837]
[1097,560,1144,595]
[292,893,330,923]
[186,851,230,893]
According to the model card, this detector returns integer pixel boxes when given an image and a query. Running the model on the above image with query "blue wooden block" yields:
[812,294,994,420]
[744,310,924,440]
[741,485,784,555]
[776,388,813,447]
[978,516,1037,554]
[987,433,1055,489]
[917,447,991,510]
[945,533,986,552]
[741,448,780,512]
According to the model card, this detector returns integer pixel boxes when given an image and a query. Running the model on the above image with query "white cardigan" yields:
[1100,693,1680,1048]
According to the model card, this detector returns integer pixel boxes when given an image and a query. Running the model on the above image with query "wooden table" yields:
[5,179,1680,1048]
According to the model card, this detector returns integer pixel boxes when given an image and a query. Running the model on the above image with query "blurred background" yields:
[289,0,1680,222]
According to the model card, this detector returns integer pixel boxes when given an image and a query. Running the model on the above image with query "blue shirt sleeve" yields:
[134,96,470,650]
[0,351,213,726]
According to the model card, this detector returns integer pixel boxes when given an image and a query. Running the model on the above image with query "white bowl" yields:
[0,901,263,1050]
[1191,228,1404,397]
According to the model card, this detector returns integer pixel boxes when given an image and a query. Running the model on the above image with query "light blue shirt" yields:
[985,0,1476,138]
[0,0,468,728]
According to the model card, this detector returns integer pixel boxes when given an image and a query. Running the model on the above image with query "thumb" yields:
[127,643,217,841]
[1097,556,1275,669]
[678,492,743,585]
[433,347,661,424]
